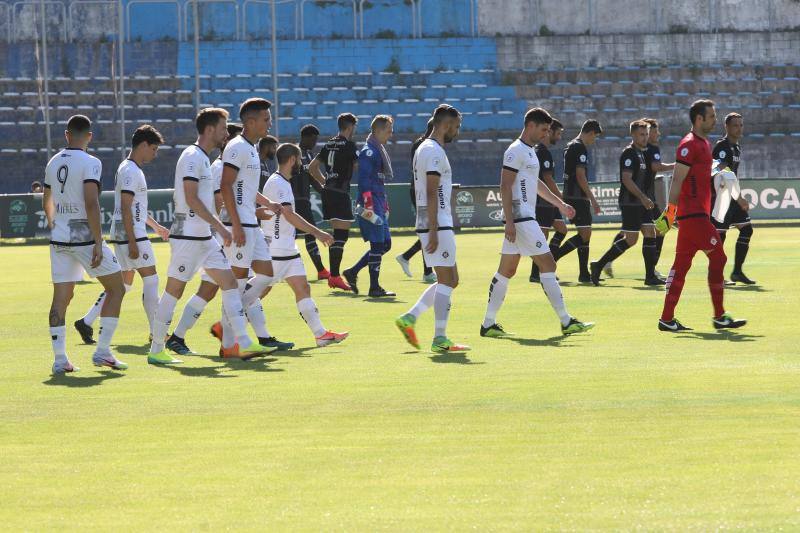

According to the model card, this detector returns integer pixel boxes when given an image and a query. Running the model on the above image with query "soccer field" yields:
[1,225,798,530]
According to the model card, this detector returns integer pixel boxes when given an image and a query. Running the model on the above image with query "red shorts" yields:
[675,216,723,255]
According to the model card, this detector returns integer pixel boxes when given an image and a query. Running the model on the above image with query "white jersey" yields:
[412,138,453,230]
[172,144,214,239]
[44,148,102,245]
[211,157,227,222]
[221,134,260,226]
[502,138,540,220]
[110,159,149,243]
[261,172,298,256]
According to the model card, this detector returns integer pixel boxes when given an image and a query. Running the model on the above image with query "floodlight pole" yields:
[39,0,52,159]
[118,0,126,158]
[270,0,279,137]
[193,0,201,112]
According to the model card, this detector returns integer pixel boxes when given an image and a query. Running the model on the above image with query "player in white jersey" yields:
[43,115,127,373]
[248,143,348,346]
[74,125,170,345]
[214,98,287,352]
[479,108,595,338]
[395,104,470,354]
[147,108,276,364]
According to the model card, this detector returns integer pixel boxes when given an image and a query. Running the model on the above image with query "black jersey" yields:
[290,147,319,201]
[317,135,358,192]
[618,144,648,206]
[535,142,555,204]
[563,138,589,199]
[712,137,741,175]
[642,143,662,199]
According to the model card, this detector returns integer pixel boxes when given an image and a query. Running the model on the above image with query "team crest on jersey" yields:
[536,241,543,248]
[442,251,449,258]
[711,237,718,245]
[719,150,726,159]
[143,253,149,260]
[544,161,550,168]
[178,265,186,272]
[680,147,689,157]
[236,252,243,260]
[579,154,587,163]
[624,159,632,167]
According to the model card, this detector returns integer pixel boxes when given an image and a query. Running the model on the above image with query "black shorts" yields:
[294,198,316,235]
[620,205,654,231]
[713,200,751,230]
[535,201,561,229]
[322,188,354,222]
[566,198,592,227]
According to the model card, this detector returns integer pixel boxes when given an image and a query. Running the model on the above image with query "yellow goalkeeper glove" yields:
[654,203,677,235]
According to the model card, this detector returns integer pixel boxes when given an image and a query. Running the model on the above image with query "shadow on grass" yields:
[114,344,150,355]
[363,296,406,304]
[429,353,484,365]
[193,353,287,372]
[727,284,769,292]
[631,285,667,292]
[677,330,763,342]
[505,335,573,347]
[43,370,125,387]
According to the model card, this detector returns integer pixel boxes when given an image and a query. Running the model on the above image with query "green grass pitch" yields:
[1,225,798,530]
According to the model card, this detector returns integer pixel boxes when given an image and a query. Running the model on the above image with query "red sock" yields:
[707,247,727,318]
[661,252,694,321]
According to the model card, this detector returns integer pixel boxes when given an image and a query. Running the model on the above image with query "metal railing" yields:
[67,0,117,41]
[11,0,67,42]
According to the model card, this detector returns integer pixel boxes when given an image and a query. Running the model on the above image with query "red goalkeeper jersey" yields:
[675,131,713,219]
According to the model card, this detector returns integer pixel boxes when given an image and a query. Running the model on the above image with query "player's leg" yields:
[590,209,637,285]
[75,266,132,342]
[328,218,352,290]
[49,281,77,373]
[167,279,219,355]
[430,264,469,353]
[535,251,594,334]
[659,221,699,331]
[530,226,549,283]
[285,262,348,347]
[703,225,747,328]
[396,239,421,278]
[730,222,756,284]
[576,226,592,282]
[364,224,394,297]
[640,223,663,285]
[296,198,328,278]
[90,269,128,369]
[481,253,519,337]
[135,265,159,339]
[396,230,445,349]
[549,218,568,260]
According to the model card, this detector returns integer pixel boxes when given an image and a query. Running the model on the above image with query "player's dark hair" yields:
[371,114,394,132]
[550,118,563,131]
[195,107,229,135]
[432,104,461,125]
[227,123,243,138]
[239,98,272,121]
[641,117,659,129]
[725,112,743,125]
[689,99,715,124]
[31,180,43,191]
[276,143,301,165]
[300,124,320,137]
[629,120,649,134]
[66,114,92,135]
[524,107,553,126]
[131,124,165,148]
[259,135,278,151]
[337,113,358,131]
[580,119,602,135]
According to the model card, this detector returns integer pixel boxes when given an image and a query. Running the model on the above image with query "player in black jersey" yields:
[590,120,662,285]
[395,119,436,284]
[530,118,568,282]
[290,124,329,279]
[712,113,755,284]
[258,135,278,192]
[555,119,603,282]
[309,113,360,291]
[602,117,675,280]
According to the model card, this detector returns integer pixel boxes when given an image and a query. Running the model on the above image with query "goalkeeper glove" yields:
[654,203,677,235]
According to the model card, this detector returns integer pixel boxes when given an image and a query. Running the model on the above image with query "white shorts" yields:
[114,239,157,271]
[50,242,121,284]
[224,226,271,269]
[167,237,230,283]
[418,229,457,268]
[271,253,306,282]
[501,220,550,257]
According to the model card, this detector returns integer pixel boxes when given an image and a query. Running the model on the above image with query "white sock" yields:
[81,291,106,326]
[482,273,509,328]
[124,283,133,294]
[173,295,208,338]
[540,272,570,326]
[150,292,177,354]
[50,326,67,362]
[433,284,453,338]
[297,297,326,337]
[408,283,437,319]
[221,288,249,348]
[141,274,159,335]
[246,301,270,338]
[221,302,235,348]
[96,316,119,352]
[241,273,273,308]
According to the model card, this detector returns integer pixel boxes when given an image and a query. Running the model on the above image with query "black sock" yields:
[422,254,432,276]
[578,238,591,277]
[305,234,325,272]
[402,240,422,261]
[718,229,727,244]
[557,234,583,261]
[596,235,630,270]
[368,242,384,290]
[549,231,565,259]
[733,224,752,273]
[531,260,540,279]
[330,228,349,277]
[642,237,657,278]
[655,234,664,264]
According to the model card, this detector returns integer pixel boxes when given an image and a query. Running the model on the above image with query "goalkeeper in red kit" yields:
[655,99,747,332]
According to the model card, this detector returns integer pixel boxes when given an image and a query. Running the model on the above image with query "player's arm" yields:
[308,156,326,187]
[652,160,675,173]
[213,191,223,214]
[120,191,139,258]
[575,165,601,214]
[183,179,231,246]
[220,164,245,245]
[83,180,104,267]
[146,215,169,241]
[255,191,282,214]
[654,162,689,234]
[537,179,575,219]
[500,168,517,242]
[621,169,654,209]
[424,171,440,253]
[281,203,333,246]
[42,185,54,229]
